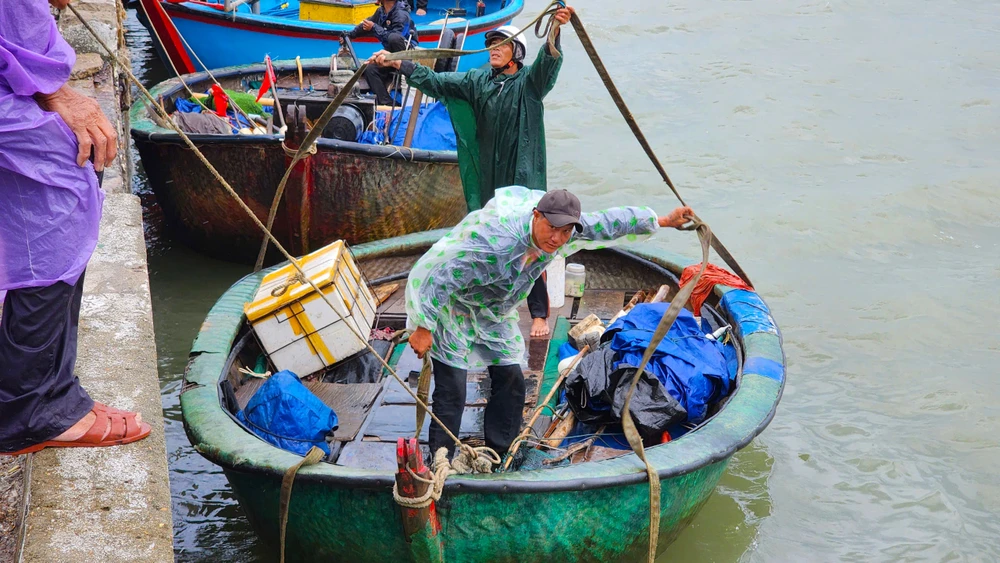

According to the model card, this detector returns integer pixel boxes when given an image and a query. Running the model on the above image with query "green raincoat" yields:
[400,43,563,209]
[405,187,660,369]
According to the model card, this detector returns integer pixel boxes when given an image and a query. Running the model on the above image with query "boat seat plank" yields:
[578,290,627,320]
[234,377,266,411]
[393,345,424,383]
[363,405,485,441]
[380,289,407,317]
[382,372,490,406]
[522,370,541,412]
[381,369,540,408]
[336,440,430,471]
[303,382,383,442]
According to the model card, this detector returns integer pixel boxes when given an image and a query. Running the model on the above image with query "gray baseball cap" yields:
[535,189,583,232]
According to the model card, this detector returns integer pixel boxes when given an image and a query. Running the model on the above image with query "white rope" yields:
[391,445,500,509]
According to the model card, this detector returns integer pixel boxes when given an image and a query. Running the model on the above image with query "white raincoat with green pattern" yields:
[405,187,660,369]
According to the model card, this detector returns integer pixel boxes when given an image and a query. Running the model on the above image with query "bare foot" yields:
[416,8,426,15]
[530,317,550,338]
[52,409,143,442]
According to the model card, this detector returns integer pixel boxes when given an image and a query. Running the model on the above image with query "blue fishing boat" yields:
[136,0,523,75]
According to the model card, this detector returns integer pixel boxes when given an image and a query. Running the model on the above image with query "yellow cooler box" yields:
[244,241,377,377]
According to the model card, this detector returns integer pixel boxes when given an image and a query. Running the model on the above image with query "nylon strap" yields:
[279,446,325,563]
[567,13,753,288]
[414,354,432,438]
[620,218,712,563]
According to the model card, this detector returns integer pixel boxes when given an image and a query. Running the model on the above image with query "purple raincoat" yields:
[0,0,103,291]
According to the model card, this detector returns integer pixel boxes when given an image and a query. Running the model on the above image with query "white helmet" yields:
[484,25,527,62]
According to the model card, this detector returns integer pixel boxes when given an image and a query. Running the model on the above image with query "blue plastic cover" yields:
[174,98,203,113]
[605,303,737,424]
[236,370,338,456]
[557,342,579,361]
[358,101,457,151]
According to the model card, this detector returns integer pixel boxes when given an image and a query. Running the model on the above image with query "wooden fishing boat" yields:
[182,230,785,561]
[130,58,467,265]
[136,0,523,75]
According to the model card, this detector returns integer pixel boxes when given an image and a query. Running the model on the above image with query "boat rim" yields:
[181,229,786,494]
[128,58,460,163]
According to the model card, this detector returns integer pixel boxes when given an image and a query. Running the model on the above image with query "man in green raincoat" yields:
[372,5,574,338]
[404,186,693,459]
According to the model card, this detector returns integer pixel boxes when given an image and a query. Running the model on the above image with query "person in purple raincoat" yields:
[0,0,151,455]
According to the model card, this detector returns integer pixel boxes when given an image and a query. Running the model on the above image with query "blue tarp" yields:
[174,96,272,134]
[605,303,737,424]
[236,370,338,456]
[358,101,457,151]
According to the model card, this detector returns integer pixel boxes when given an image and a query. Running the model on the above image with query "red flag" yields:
[210,84,228,117]
[256,55,277,103]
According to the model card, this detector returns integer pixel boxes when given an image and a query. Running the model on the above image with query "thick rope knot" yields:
[270,272,308,297]
[391,445,500,509]
[452,444,501,475]
[281,140,318,158]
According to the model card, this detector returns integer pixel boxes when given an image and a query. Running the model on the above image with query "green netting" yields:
[197,89,265,115]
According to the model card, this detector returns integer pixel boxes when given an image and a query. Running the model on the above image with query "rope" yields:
[382,0,566,63]
[252,62,370,271]
[392,446,501,509]
[269,272,308,297]
[140,1,256,130]
[237,366,271,378]
[68,3,475,460]
[280,140,317,158]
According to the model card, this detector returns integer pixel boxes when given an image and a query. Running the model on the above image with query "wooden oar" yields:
[501,345,591,471]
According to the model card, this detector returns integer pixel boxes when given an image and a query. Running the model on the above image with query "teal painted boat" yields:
[182,230,784,562]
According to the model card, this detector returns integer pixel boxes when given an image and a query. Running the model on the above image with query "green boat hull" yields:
[182,231,785,561]
[223,459,728,562]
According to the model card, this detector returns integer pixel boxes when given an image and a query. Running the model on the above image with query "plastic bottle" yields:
[565,263,586,298]
[546,254,566,309]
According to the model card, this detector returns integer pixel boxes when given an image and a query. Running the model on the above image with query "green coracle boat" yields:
[182,230,785,561]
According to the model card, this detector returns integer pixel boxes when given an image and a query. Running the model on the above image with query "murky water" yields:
[128,0,1000,560]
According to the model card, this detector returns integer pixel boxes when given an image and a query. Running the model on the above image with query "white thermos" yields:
[546,254,566,308]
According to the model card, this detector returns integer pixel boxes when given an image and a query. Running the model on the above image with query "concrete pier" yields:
[15,1,174,561]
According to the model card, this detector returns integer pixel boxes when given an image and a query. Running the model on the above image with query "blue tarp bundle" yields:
[358,101,457,150]
[605,303,737,424]
[236,370,339,456]
[174,96,272,134]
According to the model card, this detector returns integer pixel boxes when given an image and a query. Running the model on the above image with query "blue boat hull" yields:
[138,0,523,74]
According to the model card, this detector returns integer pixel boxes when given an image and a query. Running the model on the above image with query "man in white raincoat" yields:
[405,186,693,458]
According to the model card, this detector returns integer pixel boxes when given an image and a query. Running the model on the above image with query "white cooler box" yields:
[244,240,377,377]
